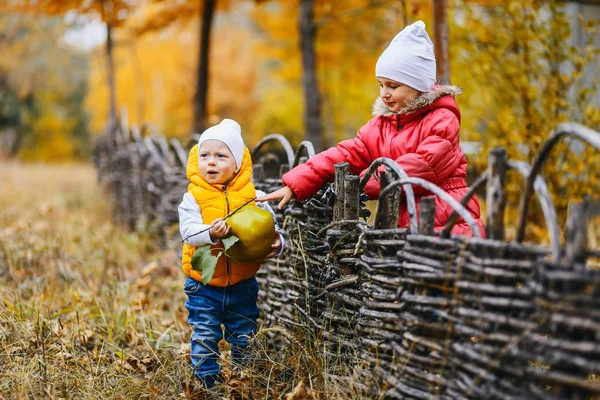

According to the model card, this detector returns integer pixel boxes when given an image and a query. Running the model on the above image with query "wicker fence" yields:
[95,119,600,399]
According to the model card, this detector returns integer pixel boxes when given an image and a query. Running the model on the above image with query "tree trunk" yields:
[299,0,323,151]
[192,0,216,134]
[129,41,145,125]
[105,22,118,126]
[400,0,408,26]
[7,127,22,156]
[432,0,450,84]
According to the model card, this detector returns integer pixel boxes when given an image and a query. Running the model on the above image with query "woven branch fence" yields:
[95,119,600,399]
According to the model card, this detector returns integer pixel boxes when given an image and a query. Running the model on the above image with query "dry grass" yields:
[0,161,364,400]
[7,161,595,399]
[0,161,194,398]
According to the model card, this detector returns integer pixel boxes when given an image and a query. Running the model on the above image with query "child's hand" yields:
[257,186,295,210]
[209,218,231,240]
[265,233,282,259]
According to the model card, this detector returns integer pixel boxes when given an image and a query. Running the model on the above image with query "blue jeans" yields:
[184,276,260,384]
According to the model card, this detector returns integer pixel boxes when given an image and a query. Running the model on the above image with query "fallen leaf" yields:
[141,261,158,277]
[284,380,313,400]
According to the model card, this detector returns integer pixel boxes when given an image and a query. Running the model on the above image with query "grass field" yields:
[0,162,343,400]
[0,161,199,398]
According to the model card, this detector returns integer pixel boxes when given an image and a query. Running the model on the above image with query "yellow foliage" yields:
[20,104,77,161]
[250,84,304,145]
[85,5,260,142]
[0,14,89,161]
[452,0,600,242]
[85,0,436,146]
[85,24,195,135]
[0,0,134,26]
[251,0,432,146]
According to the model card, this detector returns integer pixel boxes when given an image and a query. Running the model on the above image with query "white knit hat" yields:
[198,119,245,169]
[375,20,436,92]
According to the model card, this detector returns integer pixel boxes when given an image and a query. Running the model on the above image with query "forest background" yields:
[1,1,600,398]
[2,0,600,229]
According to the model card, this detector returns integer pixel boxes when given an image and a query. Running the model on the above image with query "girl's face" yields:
[377,77,421,113]
[198,140,237,185]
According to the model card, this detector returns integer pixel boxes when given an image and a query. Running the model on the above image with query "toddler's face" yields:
[198,140,237,185]
[377,77,421,113]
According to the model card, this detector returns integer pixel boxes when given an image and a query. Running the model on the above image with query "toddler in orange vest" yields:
[178,119,284,388]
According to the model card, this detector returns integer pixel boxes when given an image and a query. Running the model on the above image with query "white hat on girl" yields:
[375,20,436,92]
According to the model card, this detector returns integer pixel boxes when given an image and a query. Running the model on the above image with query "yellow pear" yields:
[226,205,276,262]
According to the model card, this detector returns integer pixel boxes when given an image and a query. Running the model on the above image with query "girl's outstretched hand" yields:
[257,186,295,210]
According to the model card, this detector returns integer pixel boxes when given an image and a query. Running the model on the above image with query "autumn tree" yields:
[1,0,135,136]
[251,1,429,148]
[0,14,89,160]
[299,0,323,150]
[254,0,421,151]
[452,0,600,239]
[134,0,234,134]
[196,0,216,134]
[83,2,260,142]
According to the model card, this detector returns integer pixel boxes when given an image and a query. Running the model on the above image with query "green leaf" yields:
[189,236,239,285]
[190,244,211,271]
[191,245,221,285]
[221,235,239,252]
[200,250,222,285]
[221,235,240,263]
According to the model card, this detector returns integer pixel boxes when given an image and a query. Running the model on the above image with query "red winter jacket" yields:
[282,85,485,237]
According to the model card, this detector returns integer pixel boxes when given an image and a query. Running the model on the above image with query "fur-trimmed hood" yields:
[372,85,462,117]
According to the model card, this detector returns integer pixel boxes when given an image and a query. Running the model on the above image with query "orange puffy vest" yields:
[181,144,263,286]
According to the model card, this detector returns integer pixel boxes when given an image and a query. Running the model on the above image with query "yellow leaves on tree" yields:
[452,0,600,241]
[85,5,260,142]
[85,26,195,135]
[0,13,89,160]
[17,90,78,161]
[21,112,77,162]
[1,0,134,26]
[251,0,431,146]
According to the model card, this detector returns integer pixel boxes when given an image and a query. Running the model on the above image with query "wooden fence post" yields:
[344,174,360,220]
[419,196,436,235]
[375,170,401,229]
[252,164,265,183]
[334,162,349,222]
[486,147,507,240]
[565,199,589,264]
[279,164,290,177]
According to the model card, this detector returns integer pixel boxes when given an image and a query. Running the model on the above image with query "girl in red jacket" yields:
[260,20,484,236]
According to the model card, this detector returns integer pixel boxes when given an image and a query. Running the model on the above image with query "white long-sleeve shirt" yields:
[178,190,285,254]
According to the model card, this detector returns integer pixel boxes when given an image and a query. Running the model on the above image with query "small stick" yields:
[181,196,257,242]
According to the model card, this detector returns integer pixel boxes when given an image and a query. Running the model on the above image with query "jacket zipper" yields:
[396,114,404,130]
[223,186,231,285]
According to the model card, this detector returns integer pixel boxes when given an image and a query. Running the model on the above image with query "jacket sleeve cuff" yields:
[185,226,217,247]
[275,226,285,255]
[282,163,325,201]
